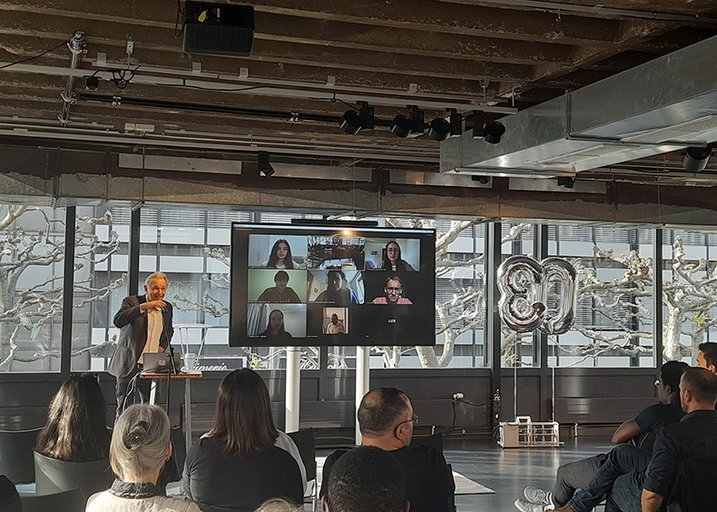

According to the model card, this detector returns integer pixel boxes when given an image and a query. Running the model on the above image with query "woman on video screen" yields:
[261,309,293,343]
[372,276,413,305]
[267,239,294,269]
[381,241,415,272]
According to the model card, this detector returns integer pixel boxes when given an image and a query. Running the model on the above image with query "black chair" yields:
[20,488,85,512]
[667,456,717,512]
[33,451,113,498]
[287,428,317,511]
[0,427,42,484]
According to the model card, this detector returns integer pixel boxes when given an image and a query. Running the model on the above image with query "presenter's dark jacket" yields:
[320,444,456,512]
[107,294,174,378]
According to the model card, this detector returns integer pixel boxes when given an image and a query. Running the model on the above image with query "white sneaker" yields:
[515,498,546,512]
[523,486,551,506]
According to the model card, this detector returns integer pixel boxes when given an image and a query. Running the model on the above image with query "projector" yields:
[182,2,255,56]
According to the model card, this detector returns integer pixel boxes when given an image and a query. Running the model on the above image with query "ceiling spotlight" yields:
[557,176,575,189]
[428,109,463,142]
[85,76,100,91]
[258,151,275,177]
[683,146,712,172]
[340,102,374,135]
[483,121,506,144]
[391,106,425,138]
[427,118,450,141]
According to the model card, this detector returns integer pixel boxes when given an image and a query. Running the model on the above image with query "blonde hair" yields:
[110,404,170,480]
[255,498,302,512]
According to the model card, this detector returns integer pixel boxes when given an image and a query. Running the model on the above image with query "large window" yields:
[547,225,654,368]
[0,205,66,372]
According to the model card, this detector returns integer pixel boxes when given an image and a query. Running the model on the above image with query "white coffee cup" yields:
[183,352,197,372]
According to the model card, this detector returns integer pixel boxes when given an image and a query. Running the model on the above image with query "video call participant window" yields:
[248,235,308,269]
[248,269,307,303]
[364,238,420,272]
[307,235,365,270]
[247,303,307,344]
[307,270,364,305]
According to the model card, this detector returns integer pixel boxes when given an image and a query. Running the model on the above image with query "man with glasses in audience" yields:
[320,387,455,512]
[372,276,413,305]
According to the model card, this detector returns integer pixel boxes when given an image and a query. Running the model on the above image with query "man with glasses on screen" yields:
[372,276,413,305]
[320,387,456,512]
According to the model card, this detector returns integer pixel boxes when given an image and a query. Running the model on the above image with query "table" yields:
[139,371,202,450]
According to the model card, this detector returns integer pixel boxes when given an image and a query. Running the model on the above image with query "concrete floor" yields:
[445,436,612,512]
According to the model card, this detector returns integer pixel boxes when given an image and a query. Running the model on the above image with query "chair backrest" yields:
[667,456,717,512]
[20,487,85,512]
[287,428,316,482]
[0,427,42,484]
[33,451,114,498]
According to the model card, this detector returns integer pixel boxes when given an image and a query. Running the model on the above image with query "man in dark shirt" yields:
[256,270,302,303]
[696,341,717,374]
[320,387,455,512]
[323,446,409,512]
[516,361,687,512]
[553,367,717,512]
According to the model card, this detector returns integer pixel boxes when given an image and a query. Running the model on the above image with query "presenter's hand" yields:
[158,346,165,353]
[141,299,167,312]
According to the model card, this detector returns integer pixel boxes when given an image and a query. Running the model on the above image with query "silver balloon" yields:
[497,256,544,333]
[538,257,577,335]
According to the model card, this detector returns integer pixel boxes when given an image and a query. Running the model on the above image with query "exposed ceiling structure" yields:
[1,0,717,199]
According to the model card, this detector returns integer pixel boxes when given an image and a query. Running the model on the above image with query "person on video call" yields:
[108,272,173,421]
[266,239,294,269]
[257,271,302,303]
[381,241,415,272]
[325,313,346,334]
[372,276,413,305]
[316,270,359,305]
[260,309,293,343]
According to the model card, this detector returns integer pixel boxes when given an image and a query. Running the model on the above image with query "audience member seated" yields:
[551,367,717,512]
[255,498,302,512]
[696,341,717,374]
[86,404,200,512]
[515,361,688,512]
[35,373,111,462]
[320,387,455,512]
[182,369,304,512]
[0,475,21,512]
[322,446,408,512]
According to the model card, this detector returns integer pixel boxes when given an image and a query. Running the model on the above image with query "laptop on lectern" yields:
[142,352,181,374]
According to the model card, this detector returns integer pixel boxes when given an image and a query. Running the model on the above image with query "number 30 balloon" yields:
[497,256,577,335]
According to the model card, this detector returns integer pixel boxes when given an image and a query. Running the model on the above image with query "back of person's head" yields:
[0,475,21,512]
[36,373,110,462]
[698,342,717,368]
[210,368,279,456]
[681,367,717,405]
[110,404,169,480]
[255,498,302,512]
[324,446,407,512]
[660,360,689,392]
[357,387,409,436]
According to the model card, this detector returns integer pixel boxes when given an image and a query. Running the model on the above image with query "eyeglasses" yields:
[385,287,403,294]
[396,415,418,427]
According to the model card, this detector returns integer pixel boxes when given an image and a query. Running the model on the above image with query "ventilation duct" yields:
[441,35,717,176]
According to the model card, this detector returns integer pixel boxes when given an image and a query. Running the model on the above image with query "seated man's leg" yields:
[564,445,651,512]
[552,454,607,507]
[604,471,643,512]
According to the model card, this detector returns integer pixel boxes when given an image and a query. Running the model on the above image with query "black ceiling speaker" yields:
[183,2,255,56]
[683,146,712,172]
